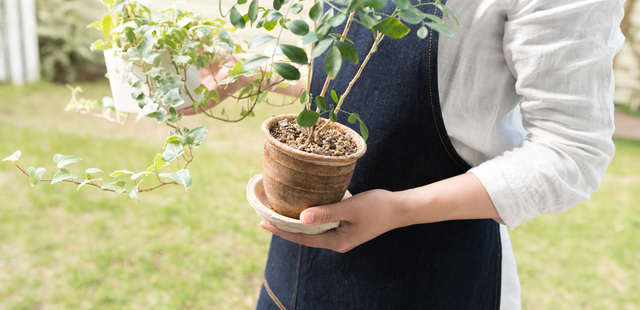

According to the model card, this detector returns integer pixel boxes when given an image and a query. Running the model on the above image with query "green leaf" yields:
[300,32,319,45]
[53,154,82,168]
[146,153,170,172]
[248,0,259,22]
[272,63,301,80]
[329,33,354,44]
[2,150,21,162]
[329,110,337,122]
[127,183,141,202]
[78,178,100,190]
[300,90,310,104]
[85,168,104,179]
[348,113,357,124]
[238,0,248,4]
[331,89,339,103]
[109,170,135,178]
[359,12,374,28]
[310,38,333,59]
[207,90,220,103]
[280,44,308,65]
[425,22,453,37]
[147,110,168,123]
[324,45,343,79]
[159,170,192,191]
[417,26,429,39]
[242,55,270,71]
[328,13,347,27]
[266,10,284,23]
[173,55,192,66]
[162,88,185,107]
[398,8,425,25]
[297,110,321,127]
[130,171,153,180]
[163,140,185,162]
[424,14,444,24]
[367,0,387,10]
[359,120,369,140]
[230,5,245,26]
[28,167,46,187]
[372,17,410,39]
[309,1,323,21]
[392,0,412,10]
[184,126,208,147]
[136,103,159,122]
[335,41,358,64]
[100,14,113,40]
[315,95,326,111]
[291,3,303,14]
[347,0,364,12]
[273,0,284,10]
[248,34,276,49]
[51,168,77,185]
[101,181,127,193]
[285,20,309,36]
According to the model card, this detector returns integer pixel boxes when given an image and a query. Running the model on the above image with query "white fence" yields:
[0,0,39,85]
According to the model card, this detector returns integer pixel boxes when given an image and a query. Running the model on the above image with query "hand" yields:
[259,189,408,253]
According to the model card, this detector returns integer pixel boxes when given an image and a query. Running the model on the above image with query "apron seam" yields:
[290,244,303,310]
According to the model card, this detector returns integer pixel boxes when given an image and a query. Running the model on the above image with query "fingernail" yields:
[301,211,314,225]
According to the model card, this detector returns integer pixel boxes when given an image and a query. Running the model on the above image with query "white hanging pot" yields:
[104,49,201,113]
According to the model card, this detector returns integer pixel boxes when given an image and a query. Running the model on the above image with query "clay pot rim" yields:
[261,114,367,164]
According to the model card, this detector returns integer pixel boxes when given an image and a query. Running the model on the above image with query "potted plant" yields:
[3,0,457,229]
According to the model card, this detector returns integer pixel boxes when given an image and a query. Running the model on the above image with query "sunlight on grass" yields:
[0,82,639,309]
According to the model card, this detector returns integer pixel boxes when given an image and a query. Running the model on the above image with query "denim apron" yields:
[257,1,502,308]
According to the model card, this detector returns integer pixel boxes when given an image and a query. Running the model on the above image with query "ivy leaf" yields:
[315,95,326,111]
[2,150,21,162]
[127,182,141,202]
[28,167,46,187]
[242,55,270,71]
[100,14,113,40]
[309,1,323,21]
[297,110,321,127]
[130,171,153,180]
[285,20,309,36]
[146,153,170,172]
[51,168,77,185]
[310,38,333,59]
[230,7,246,29]
[335,41,358,64]
[392,0,412,10]
[248,34,276,49]
[280,45,308,65]
[78,178,101,190]
[163,140,185,162]
[162,88,185,107]
[101,181,127,193]
[172,55,192,67]
[184,126,208,147]
[159,170,192,191]
[272,63,301,80]
[147,109,168,123]
[248,0,259,22]
[372,17,410,39]
[85,168,104,180]
[53,154,82,168]
[324,45,343,79]
[136,103,159,122]
[109,170,135,178]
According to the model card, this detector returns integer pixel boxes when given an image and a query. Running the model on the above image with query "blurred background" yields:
[0,0,638,308]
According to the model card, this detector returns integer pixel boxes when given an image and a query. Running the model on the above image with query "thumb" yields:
[300,204,342,226]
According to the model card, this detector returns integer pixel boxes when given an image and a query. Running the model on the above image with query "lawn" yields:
[0,82,638,309]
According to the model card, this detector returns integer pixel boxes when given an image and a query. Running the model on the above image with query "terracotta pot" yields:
[261,114,367,219]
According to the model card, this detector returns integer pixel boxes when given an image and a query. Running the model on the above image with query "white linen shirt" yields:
[437,0,624,308]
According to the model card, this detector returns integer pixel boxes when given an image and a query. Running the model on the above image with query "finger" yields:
[259,221,338,250]
[300,202,349,226]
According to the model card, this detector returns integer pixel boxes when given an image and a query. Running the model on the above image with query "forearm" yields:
[392,172,500,228]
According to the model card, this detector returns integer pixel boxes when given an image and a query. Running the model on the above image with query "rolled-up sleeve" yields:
[468,0,625,229]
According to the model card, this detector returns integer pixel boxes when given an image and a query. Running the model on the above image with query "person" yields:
[186,0,625,308]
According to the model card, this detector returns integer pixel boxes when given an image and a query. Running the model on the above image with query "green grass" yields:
[0,82,639,309]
